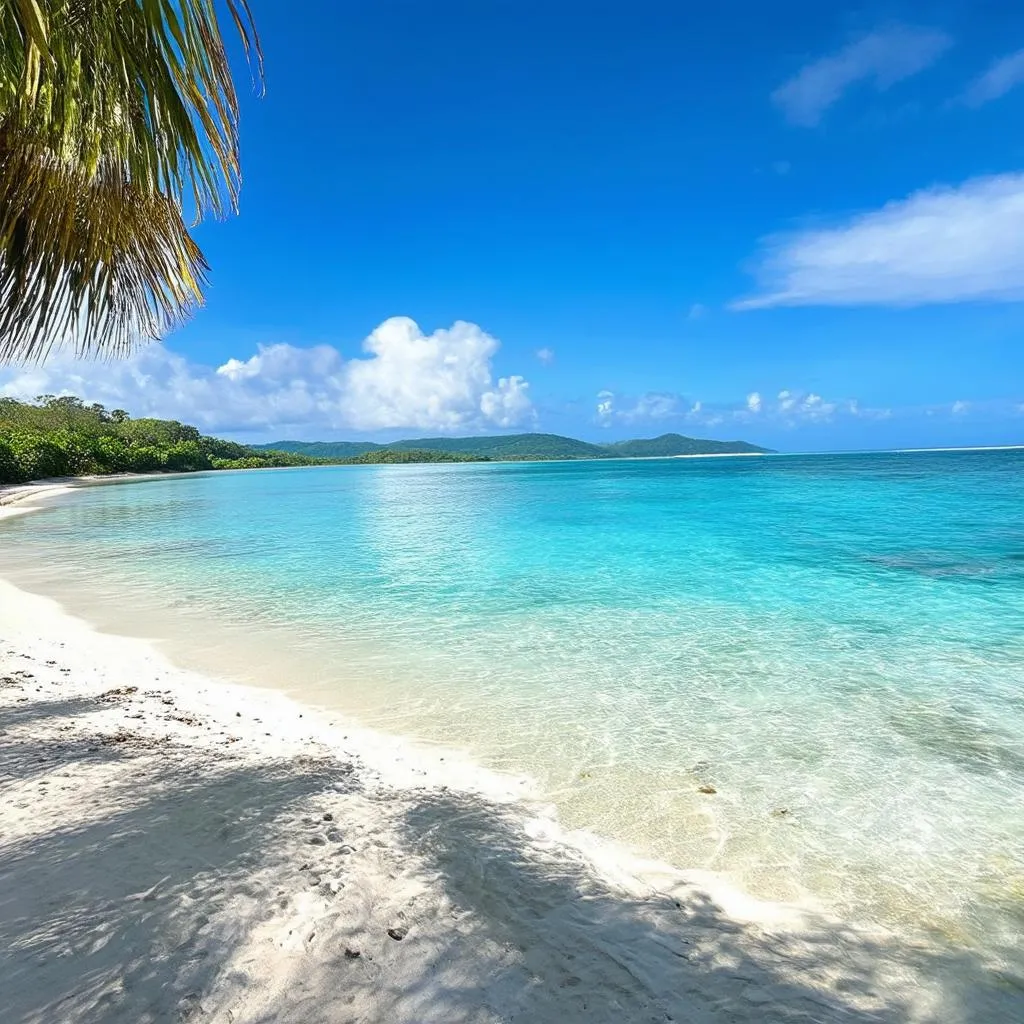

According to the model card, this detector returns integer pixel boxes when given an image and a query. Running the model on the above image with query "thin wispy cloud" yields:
[535,347,555,365]
[733,173,1024,309]
[962,47,1024,106]
[743,390,893,424]
[591,388,1001,432]
[772,24,952,127]
[594,391,701,427]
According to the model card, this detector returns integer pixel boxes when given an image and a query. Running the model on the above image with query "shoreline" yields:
[0,575,963,1023]
[0,472,216,520]
[1,483,1016,1020]
[2,440,1019,516]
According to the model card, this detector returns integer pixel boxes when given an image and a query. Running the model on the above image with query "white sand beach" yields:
[0,479,84,520]
[0,484,1015,1023]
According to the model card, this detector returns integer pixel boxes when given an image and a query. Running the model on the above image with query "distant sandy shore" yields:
[0,473,204,520]
[671,451,767,459]
[0,487,1010,1022]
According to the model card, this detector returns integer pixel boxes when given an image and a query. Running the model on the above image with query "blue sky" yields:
[4,0,1024,450]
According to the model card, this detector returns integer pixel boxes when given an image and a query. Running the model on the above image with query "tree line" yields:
[0,395,321,483]
[0,396,489,484]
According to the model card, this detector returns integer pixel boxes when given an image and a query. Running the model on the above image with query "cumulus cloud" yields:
[962,48,1024,107]
[734,173,1024,309]
[772,25,951,127]
[746,392,762,413]
[535,347,555,365]
[951,399,970,415]
[0,317,536,435]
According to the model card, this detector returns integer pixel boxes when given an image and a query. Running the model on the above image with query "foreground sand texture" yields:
[1,573,1020,1022]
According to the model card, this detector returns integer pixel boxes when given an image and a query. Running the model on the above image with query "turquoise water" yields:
[3,450,1024,956]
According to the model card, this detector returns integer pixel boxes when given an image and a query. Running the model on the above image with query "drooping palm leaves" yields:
[0,0,262,362]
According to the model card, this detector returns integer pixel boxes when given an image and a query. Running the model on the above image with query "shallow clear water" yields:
[3,451,1024,956]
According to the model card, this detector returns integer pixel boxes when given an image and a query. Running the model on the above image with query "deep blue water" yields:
[3,449,1023,952]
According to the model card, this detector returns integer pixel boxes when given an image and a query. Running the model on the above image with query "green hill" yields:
[256,433,607,460]
[392,433,609,459]
[257,431,773,461]
[602,433,772,457]
[258,439,383,458]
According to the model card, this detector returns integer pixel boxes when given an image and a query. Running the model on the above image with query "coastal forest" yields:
[0,395,772,485]
[0,395,323,483]
[0,395,484,483]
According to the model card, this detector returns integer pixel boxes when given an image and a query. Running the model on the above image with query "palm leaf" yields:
[0,0,262,361]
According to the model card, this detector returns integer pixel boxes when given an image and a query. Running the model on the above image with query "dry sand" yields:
[1,484,1016,1023]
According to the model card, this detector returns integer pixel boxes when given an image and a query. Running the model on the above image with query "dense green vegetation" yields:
[253,439,382,459]
[0,396,319,484]
[260,431,774,461]
[0,396,495,484]
[347,449,486,465]
[0,398,772,486]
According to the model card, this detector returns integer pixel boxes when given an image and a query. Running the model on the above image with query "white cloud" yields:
[738,389,861,424]
[734,173,1024,309]
[0,317,536,435]
[625,393,684,421]
[594,390,697,426]
[731,391,996,426]
[846,399,893,420]
[799,393,837,420]
[962,48,1024,107]
[535,347,555,365]
[686,303,707,320]
[479,375,533,428]
[772,25,951,127]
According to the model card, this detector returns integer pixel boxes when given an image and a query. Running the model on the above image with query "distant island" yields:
[256,432,774,461]
[0,395,772,486]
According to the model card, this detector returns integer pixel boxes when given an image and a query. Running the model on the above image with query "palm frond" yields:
[0,0,262,361]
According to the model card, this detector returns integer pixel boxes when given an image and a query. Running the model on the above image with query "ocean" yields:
[3,449,1023,960]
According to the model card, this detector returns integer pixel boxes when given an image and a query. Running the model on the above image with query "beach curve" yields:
[0,481,1018,1022]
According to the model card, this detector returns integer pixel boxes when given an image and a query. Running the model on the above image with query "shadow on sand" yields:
[1,738,358,1024]
[2,716,1022,1023]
